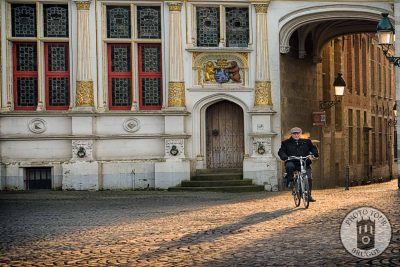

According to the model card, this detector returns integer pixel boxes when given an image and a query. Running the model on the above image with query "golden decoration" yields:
[168,2,183,12]
[216,59,229,68]
[75,1,91,10]
[254,81,272,106]
[192,52,201,62]
[204,61,215,82]
[76,81,94,106]
[254,4,269,13]
[168,82,185,107]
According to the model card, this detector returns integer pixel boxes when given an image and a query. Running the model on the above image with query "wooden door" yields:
[206,100,244,168]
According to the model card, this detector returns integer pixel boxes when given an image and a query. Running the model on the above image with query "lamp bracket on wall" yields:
[319,96,341,110]
[382,49,400,67]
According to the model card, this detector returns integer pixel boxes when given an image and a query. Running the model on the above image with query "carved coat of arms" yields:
[204,60,241,84]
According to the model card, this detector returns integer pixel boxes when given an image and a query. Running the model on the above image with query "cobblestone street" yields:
[0,180,399,266]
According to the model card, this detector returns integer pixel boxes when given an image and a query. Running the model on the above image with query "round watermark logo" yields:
[340,206,392,259]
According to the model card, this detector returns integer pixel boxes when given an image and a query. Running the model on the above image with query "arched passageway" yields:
[278,5,397,188]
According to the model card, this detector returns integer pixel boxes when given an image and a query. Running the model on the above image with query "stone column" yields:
[253,2,272,109]
[167,2,185,109]
[74,0,94,109]
[155,2,189,189]
[243,1,278,191]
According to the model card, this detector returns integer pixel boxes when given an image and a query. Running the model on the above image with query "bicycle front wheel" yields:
[292,177,300,207]
[302,175,310,208]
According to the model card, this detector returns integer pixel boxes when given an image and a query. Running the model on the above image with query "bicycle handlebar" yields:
[285,155,317,162]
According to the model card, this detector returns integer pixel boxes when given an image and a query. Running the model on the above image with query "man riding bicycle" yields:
[278,127,319,202]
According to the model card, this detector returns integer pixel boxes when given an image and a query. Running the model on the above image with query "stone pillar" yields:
[155,1,190,190]
[243,2,278,191]
[74,0,94,109]
[167,2,185,109]
[253,2,272,109]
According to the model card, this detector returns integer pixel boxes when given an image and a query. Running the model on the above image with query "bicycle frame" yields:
[287,155,313,208]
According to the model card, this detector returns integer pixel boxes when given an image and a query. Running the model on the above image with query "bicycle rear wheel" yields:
[292,177,301,207]
[302,175,310,208]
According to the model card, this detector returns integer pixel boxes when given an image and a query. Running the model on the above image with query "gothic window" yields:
[11,4,70,111]
[105,5,162,110]
[196,5,249,48]
[138,44,162,110]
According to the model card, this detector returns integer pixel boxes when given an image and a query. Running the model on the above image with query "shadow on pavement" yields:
[138,208,298,260]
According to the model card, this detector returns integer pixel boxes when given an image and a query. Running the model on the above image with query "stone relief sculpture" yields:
[193,52,248,87]
[204,59,241,84]
[225,61,241,83]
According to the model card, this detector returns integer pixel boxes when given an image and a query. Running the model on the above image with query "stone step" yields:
[191,173,243,181]
[181,179,253,187]
[196,168,242,175]
[168,185,265,193]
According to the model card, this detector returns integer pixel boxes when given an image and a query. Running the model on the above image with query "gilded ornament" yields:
[76,81,94,106]
[204,61,216,82]
[192,52,201,62]
[168,82,185,107]
[216,59,229,68]
[254,81,272,106]
[75,1,91,10]
[254,4,269,13]
[168,2,183,12]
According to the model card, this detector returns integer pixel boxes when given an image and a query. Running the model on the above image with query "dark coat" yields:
[278,137,319,165]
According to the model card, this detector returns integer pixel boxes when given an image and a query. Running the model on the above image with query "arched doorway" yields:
[206,100,244,169]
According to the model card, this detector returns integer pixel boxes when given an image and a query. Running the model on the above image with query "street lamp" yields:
[377,14,400,189]
[377,13,400,66]
[320,73,346,110]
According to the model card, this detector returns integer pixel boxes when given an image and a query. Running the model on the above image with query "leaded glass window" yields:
[138,44,162,110]
[16,44,37,71]
[137,6,161,39]
[142,46,161,72]
[107,6,131,38]
[111,46,130,72]
[226,8,249,47]
[17,78,38,106]
[48,78,69,106]
[45,43,70,109]
[12,4,36,37]
[141,78,161,106]
[48,44,68,72]
[112,78,131,106]
[108,44,132,110]
[196,7,219,47]
[44,5,69,37]
[11,4,70,111]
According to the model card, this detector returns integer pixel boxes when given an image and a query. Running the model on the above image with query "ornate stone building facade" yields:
[0,0,396,190]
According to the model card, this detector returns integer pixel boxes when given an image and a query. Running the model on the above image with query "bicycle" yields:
[286,155,315,208]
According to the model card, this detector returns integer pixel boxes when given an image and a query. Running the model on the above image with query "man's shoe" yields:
[309,196,316,202]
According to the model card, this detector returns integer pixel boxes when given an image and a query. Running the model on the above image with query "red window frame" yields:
[13,42,38,111]
[138,43,162,110]
[108,43,132,110]
[44,42,70,110]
